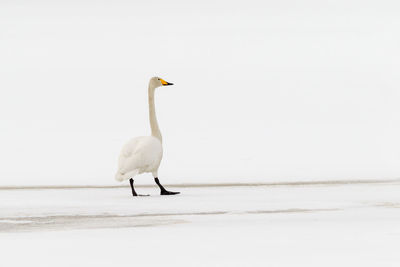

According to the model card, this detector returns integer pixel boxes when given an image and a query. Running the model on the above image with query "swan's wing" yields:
[117,137,145,171]
[115,138,146,181]
[117,136,162,174]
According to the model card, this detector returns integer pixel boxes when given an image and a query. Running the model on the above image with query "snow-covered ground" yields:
[1,180,400,266]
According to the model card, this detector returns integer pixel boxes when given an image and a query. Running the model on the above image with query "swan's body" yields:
[115,77,179,196]
[115,136,162,181]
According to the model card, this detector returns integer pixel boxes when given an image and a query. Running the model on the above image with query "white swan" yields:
[115,77,180,196]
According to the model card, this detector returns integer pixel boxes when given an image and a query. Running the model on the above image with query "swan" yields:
[115,77,180,196]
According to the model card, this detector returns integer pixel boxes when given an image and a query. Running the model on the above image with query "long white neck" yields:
[148,84,162,142]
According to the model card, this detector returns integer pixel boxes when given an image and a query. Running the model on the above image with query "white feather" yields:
[115,136,163,181]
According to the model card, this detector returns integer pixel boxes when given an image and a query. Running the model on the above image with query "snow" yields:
[1,181,400,266]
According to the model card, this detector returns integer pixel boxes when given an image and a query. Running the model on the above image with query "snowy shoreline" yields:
[2,180,400,266]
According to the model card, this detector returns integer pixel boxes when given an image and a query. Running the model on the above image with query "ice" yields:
[1,181,400,266]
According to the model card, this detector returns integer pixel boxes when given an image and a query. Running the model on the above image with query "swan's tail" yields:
[115,169,140,182]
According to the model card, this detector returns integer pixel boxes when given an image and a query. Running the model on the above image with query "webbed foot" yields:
[160,190,180,195]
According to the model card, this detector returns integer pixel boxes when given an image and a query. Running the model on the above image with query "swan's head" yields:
[149,76,173,89]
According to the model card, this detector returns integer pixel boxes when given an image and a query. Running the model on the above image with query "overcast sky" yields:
[1,0,400,186]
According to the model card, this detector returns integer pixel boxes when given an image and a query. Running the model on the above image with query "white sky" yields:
[1,0,400,186]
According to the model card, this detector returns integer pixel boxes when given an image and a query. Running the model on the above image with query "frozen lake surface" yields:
[1,180,400,266]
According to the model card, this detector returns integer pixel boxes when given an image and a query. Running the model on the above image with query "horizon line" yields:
[0,178,399,190]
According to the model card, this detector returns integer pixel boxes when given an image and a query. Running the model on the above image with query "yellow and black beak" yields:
[160,78,174,86]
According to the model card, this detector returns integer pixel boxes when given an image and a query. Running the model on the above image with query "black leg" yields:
[129,178,149,197]
[154,177,180,195]
[129,178,138,196]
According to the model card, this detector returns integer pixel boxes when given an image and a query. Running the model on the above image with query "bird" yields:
[115,77,180,196]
